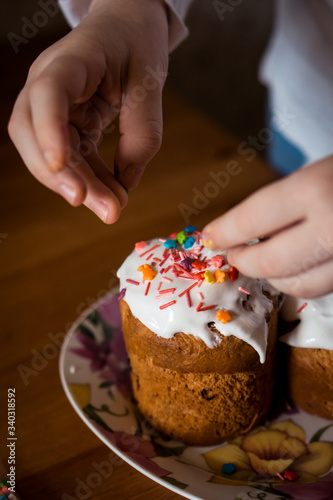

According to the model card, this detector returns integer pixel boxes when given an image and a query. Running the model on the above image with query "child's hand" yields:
[8,0,169,223]
[203,155,333,297]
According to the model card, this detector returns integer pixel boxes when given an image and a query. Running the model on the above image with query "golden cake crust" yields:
[120,298,278,445]
[283,344,333,420]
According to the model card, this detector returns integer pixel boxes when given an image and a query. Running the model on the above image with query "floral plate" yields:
[59,291,333,500]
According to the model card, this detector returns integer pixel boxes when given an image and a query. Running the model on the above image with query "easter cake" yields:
[280,294,333,420]
[117,227,280,445]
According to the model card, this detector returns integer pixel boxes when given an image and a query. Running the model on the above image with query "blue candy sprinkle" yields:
[184,225,198,234]
[164,239,177,249]
[222,463,236,475]
[183,236,195,249]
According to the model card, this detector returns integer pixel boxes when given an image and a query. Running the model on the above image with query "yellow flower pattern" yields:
[202,419,333,486]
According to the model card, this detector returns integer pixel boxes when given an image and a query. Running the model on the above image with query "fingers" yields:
[8,99,87,206]
[114,73,164,190]
[268,259,333,298]
[203,173,306,250]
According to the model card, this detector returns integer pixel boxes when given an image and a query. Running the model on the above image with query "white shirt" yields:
[58,0,333,164]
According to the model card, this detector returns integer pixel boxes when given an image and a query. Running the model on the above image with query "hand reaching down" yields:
[8,0,169,223]
[203,156,333,297]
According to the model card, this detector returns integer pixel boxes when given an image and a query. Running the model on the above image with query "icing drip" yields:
[117,233,279,363]
[280,293,333,350]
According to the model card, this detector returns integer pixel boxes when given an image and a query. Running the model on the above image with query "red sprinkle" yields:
[196,302,203,312]
[297,302,308,313]
[146,253,153,261]
[185,290,191,308]
[284,470,298,481]
[159,288,176,294]
[160,300,176,310]
[157,281,162,291]
[228,266,239,281]
[198,304,217,312]
[145,282,151,296]
[126,279,140,286]
[179,282,198,297]
[140,244,159,258]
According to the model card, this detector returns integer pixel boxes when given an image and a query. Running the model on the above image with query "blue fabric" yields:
[266,103,307,175]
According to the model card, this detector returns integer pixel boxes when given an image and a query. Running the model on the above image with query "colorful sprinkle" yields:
[118,288,126,301]
[217,310,232,324]
[178,282,198,297]
[137,264,157,281]
[184,225,198,234]
[183,236,195,249]
[185,291,191,308]
[140,244,159,257]
[204,270,215,284]
[222,463,236,475]
[145,282,151,296]
[228,266,239,281]
[198,304,217,312]
[159,288,176,294]
[297,302,308,313]
[215,270,226,283]
[197,292,204,300]
[126,279,140,286]
[160,300,176,309]
[239,286,250,295]
[176,230,187,245]
[211,255,225,267]
[162,276,172,283]
[164,239,177,249]
[284,470,298,481]
[135,241,147,252]
[157,281,162,291]
[276,472,284,481]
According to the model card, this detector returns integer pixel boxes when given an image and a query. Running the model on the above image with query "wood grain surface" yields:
[0,82,278,499]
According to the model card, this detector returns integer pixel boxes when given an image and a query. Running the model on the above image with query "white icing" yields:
[117,237,279,363]
[280,293,333,350]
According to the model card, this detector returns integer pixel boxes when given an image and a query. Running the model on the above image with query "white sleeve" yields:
[58,0,192,52]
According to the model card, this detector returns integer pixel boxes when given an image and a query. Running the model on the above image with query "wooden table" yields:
[0,84,278,499]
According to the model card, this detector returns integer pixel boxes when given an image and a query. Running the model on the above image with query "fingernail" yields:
[123,164,144,189]
[92,201,108,222]
[44,149,64,172]
[59,183,77,204]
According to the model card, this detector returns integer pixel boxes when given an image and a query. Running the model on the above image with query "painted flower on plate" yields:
[96,424,171,478]
[202,419,333,487]
[71,333,113,372]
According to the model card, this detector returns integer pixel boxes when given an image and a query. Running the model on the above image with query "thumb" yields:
[114,76,164,190]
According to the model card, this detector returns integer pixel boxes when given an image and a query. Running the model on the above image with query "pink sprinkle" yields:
[239,286,250,295]
[155,291,174,299]
[157,281,162,291]
[159,255,169,267]
[185,291,191,308]
[178,282,198,297]
[145,282,151,296]
[162,276,172,283]
[198,304,216,312]
[126,279,140,286]
[160,300,176,310]
[197,292,204,300]
[297,302,308,313]
[159,238,166,242]
[196,233,200,244]
[276,473,284,481]
[140,244,159,258]
[159,288,176,294]
[135,241,147,252]
[197,279,204,288]
[146,253,153,261]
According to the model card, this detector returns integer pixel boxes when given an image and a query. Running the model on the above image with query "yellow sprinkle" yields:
[202,238,214,249]
[204,270,215,284]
